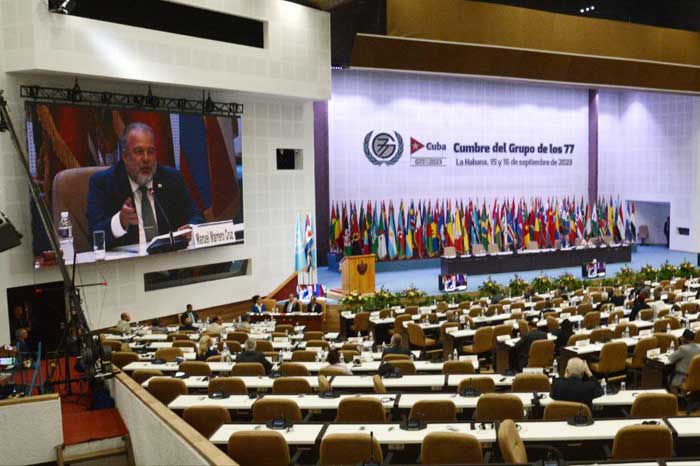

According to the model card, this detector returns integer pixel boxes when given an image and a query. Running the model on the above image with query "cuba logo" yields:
[363,131,404,166]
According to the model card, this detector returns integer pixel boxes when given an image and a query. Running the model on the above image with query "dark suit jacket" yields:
[382,345,412,358]
[306,302,322,313]
[283,300,299,313]
[629,299,650,321]
[550,375,604,408]
[86,160,204,249]
[180,311,200,324]
[178,324,197,332]
[553,328,574,350]
[236,350,273,374]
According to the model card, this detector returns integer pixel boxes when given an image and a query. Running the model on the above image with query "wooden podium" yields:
[340,254,376,294]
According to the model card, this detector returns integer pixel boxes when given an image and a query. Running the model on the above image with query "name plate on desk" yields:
[192,221,239,248]
[647,348,661,358]
[575,339,590,347]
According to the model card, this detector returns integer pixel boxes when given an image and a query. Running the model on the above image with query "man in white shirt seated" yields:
[206,315,224,334]
[115,312,131,334]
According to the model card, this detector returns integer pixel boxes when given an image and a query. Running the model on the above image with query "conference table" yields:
[440,244,632,275]
[247,312,324,331]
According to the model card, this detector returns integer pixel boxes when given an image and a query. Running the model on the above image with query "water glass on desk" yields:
[93,230,106,260]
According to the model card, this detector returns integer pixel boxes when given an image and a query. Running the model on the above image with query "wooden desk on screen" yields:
[340,254,375,294]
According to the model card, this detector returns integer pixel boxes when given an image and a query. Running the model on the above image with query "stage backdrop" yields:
[329,69,589,206]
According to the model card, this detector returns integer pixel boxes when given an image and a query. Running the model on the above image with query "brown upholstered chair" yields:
[373,375,387,394]
[457,377,496,394]
[461,326,494,357]
[468,307,483,318]
[154,347,184,362]
[179,361,212,376]
[272,377,312,395]
[183,405,231,438]
[590,328,614,343]
[252,398,303,423]
[654,333,679,353]
[543,401,591,420]
[319,366,350,376]
[383,353,410,361]
[626,337,658,370]
[231,362,266,377]
[492,324,513,346]
[306,339,330,350]
[303,331,324,341]
[318,375,332,393]
[147,378,187,405]
[582,311,601,329]
[590,341,628,377]
[408,400,457,422]
[498,419,528,464]
[475,393,524,421]
[390,314,413,336]
[638,309,654,321]
[51,166,109,253]
[567,334,590,346]
[527,340,555,368]
[546,316,560,332]
[576,303,593,315]
[206,355,222,362]
[611,424,673,460]
[442,360,475,375]
[351,312,371,334]
[681,356,700,410]
[279,362,310,376]
[517,320,529,337]
[131,369,163,385]
[389,360,416,375]
[227,332,249,343]
[255,340,274,352]
[291,350,317,362]
[420,432,483,465]
[225,341,242,353]
[340,350,360,363]
[167,333,191,341]
[275,324,295,334]
[608,309,624,324]
[102,340,124,352]
[335,397,386,422]
[172,340,197,350]
[512,373,551,392]
[111,351,139,369]
[319,433,383,466]
[630,393,678,417]
[228,430,290,466]
[613,323,639,338]
[208,377,247,395]
[406,323,439,355]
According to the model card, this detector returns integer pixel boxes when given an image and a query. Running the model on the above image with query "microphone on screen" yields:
[149,185,175,248]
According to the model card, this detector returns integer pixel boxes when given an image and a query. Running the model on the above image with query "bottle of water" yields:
[601,377,607,394]
[552,358,558,375]
[624,327,630,339]
[453,349,458,360]
[58,212,74,261]
[667,323,671,333]
[221,346,231,363]
[620,381,626,391]
[669,340,675,353]
[278,350,284,363]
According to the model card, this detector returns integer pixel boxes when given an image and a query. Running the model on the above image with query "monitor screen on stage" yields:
[582,260,606,278]
[438,274,468,292]
[25,102,243,268]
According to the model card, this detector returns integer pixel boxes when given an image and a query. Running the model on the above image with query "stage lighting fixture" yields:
[145,86,159,108]
[204,92,216,113]
[100,91,113,105]
[48,0,78,15]
[67,80,82,102]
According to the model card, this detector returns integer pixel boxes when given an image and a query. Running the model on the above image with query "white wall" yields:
[0,395,63,465]
[329,69,589,206]
[598,90,700,252]
[0,0,330,344]
[632,201,670,245]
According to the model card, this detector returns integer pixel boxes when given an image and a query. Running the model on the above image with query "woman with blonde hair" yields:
[197,335,219,361]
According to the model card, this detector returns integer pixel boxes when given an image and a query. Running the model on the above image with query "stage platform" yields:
[319,245,695,296]
[441,245,631,275]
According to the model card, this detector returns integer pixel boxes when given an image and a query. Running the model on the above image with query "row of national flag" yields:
[329,197,638,260]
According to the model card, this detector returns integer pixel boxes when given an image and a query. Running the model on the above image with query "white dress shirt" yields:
[110,178,158,245]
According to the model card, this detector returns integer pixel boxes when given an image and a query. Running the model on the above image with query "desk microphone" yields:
[362,431,379,466]
[566,401,594,426]
[149,185,175,248]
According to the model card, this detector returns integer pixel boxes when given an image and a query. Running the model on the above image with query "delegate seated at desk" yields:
[306,296,322,313]
[382,334,412,358]
[668,329,700,387]
[236,338,272,374]
[250,295,266,314]
[282,293,299,313]
[86,123,203,251]
[511,320,547,371]
[550,358,604,409]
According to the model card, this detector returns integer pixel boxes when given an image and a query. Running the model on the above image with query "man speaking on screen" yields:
[87,122,204,250]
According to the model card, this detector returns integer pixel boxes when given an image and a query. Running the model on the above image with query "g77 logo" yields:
[363,131,404,166]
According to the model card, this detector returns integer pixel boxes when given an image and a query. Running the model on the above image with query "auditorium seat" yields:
[306,339,330,350]
[543,401,591,420]
[461,326,493,361]
[183,406,231,438]
[275,324,294,334]
[420,432,483,465]
[498,419,528,463]
[406,323,439,356]
[527,340,554,368]
[291,350,317,362]
[630,393,678,417]
[590,328,614,343]
[111,351,139,369]
[567,334,591,346]
[147,378,187,405]
[255,340,274,352]
[231,363,265,376]
[582,311,601,329]
[318,375,332,393]
[654,333,679,353]
[340,350,359,363]
[613,323,639,338]
[335,397,386,422]
[228,431,290,466]
[373,375,387,394]
[131,369,163,384]
[351,312,370,335]
[102,340,124,352]
[680,356,700,413]
[178,361,211,376]
[319,433,383,466]
[272,377,312,395]
[639,309,654,321]
[475,393,524,421]
[225,341,242,353]
[590,341,627,379]
[155,347,184,362]
[492,324,512,346]
[261,298,277,312]
[319,366,349,376]
[279,362,310,376]
[207,355,222,362]
[442,360,475,375]
[303,331,324,341]
[546,316,560,332]
[390,314,412,336]
[611,424,673,460]
[252,398,302,423]
[208,377,247,395]
[172,340,197,351]
[409,400,457,422]
[626,337,658,386]
[389,360,417,375]
[227,332,249,343]
[457,377,495,394]
[512,373,551,392]
[383,353,410,361]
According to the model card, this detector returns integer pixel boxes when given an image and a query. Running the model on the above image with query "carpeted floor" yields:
[62,399,128,446]
[319,245,696,295]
